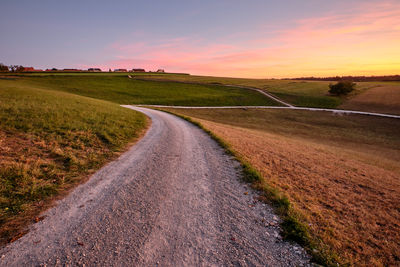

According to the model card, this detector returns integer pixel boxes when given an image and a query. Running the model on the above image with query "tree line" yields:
[288,75,400,82]
[0,63,28,72]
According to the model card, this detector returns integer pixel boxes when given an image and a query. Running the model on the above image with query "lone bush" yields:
[328,81,356,95]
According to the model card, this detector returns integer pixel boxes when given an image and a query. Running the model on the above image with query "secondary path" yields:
[0,107,310,266]
[223,84,294,107]
[139,105,400,119]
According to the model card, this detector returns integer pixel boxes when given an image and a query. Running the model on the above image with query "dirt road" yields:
[0,107,310,266]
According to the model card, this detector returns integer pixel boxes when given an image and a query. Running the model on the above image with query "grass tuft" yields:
[281,214,309,245]
[241,162,261,183]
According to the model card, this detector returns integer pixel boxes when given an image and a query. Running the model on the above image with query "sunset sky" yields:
[1,0,399,78]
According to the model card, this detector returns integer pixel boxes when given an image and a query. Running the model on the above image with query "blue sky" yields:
[1,0,399,77]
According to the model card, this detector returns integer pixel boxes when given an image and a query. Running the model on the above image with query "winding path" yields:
[222,84,294,107]
[138,105,400,119]
[0,107,310,266]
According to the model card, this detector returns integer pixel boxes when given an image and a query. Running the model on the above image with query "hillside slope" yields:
[0,78,147,244]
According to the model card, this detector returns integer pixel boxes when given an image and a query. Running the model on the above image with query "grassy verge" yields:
[0,74,279,106]
[161,108,400,266]
[0,79,148,244]
[158,109,339,266]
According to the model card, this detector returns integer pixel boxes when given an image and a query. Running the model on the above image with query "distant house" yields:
[24,68,43,72]
[88,68,102,72]
[114,69,128,72]
[22,67,35,72]
[46,68,58,71]
[131,68,145,72]
[156,69,165,73]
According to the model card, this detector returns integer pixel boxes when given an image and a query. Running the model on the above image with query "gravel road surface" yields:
[0,107,310,266]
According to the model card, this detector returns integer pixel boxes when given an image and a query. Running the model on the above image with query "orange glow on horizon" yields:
[88,1,400,78]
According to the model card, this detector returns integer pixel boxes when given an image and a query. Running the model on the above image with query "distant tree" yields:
[328,81,356,95]
[15,65,25,72]
[9,65,25,72]
[0,63,9,72]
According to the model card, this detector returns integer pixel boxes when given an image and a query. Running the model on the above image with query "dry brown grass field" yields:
[163,108,400,266]
[340,83,400,115]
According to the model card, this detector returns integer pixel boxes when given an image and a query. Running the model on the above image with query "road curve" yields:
[0,107,310,266]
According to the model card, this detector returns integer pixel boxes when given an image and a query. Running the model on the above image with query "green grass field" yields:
[5,72,391,109]
[129,73,340,107]
[0,78,147,243]
[133,73,386,108]
[1,74,279,106]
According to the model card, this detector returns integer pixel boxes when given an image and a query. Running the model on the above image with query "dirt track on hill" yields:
[0,107,310,266]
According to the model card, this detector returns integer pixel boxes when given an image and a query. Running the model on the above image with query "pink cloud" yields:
[86,0,400,78]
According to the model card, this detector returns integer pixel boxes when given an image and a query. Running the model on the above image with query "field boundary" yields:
[138,105,400,119]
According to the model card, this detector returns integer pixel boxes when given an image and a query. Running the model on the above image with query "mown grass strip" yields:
[159,108,341,266]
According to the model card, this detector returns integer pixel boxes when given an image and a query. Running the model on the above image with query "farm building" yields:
[88,68,102,72]
[131,68,145,72]
[157,69,165,73]
[22,67,35,71]
[63,69,81,72]
[114,69,128,72]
